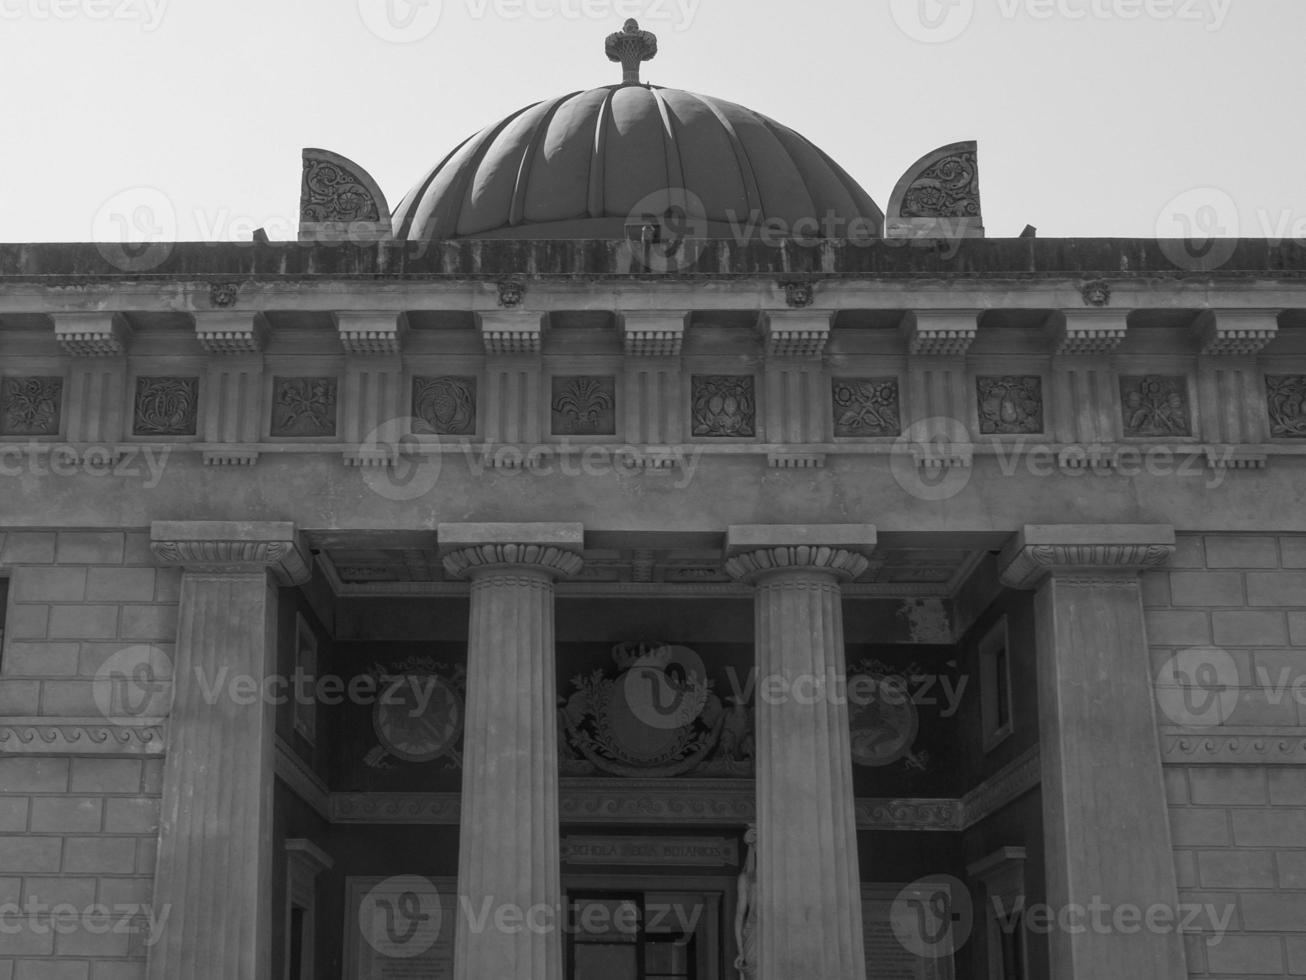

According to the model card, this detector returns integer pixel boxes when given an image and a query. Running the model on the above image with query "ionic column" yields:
[999,524,1185,980]
[147,521,311,980]
[439,523,584,980]
[724,524,876,980]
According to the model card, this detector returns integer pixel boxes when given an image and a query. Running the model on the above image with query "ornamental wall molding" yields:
[275,737,331,820]
[998,525,1176,590]
[724,546,870,583]
[52,313,132,356]
[441,543,585,579]
[0,718,166,758]
[959,745,1042,827]
[149,520,312,585]
[334,312,406,354]
[1160,726,1306,764]
[193,312,268,354]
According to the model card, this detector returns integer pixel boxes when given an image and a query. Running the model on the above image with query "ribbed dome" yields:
[391,84,883,241]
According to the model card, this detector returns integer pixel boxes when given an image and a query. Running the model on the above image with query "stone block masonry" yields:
[1145,533,1306,979]
[0,530,173,980]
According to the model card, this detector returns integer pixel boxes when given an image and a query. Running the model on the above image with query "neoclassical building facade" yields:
[2,21,1305,980]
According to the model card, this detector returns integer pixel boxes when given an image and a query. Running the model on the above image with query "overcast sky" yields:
[3,0,1303,243]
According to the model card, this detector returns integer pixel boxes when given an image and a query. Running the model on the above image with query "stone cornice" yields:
[334,311,405,354]
[1160,726,1306,764]
[0,717,165,757]
[620,311,686,356]
[52,312,131,356]
[998,523,1176,589]
[193,311,268,354]
[903,311,979,356]
[763,312,831,357]
[1053,310,1128,354]
[959,745,1042,826]
[477,311,543,354]
[1197,310,1279,356]
[150,520,311,585]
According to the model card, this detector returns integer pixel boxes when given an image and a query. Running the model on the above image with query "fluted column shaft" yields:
[1000,524,1184,980]
[442,531,582,980]
[147,521,310,980]
[726,532,874,980]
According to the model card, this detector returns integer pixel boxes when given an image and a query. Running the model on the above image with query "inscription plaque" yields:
[561,835,739,867]
[862,884,955,980]
[346,876,456,980]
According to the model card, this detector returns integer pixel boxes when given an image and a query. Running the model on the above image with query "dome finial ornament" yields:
[605,18,657,85]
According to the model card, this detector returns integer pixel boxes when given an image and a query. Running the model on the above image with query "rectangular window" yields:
[979,617,1014,752]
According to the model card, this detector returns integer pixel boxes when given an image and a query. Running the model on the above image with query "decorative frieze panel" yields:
[134,377,199,436]
[0,718,165,758]
[1,376,63,436]
[977,375,1043,434]
[413,376,477,435]
[1265,375,1306,437]
[832,378,901,437]
[691,375,755,437]
[1119,375,1191,438]
[551,375,616,436]
[270,377,338,437]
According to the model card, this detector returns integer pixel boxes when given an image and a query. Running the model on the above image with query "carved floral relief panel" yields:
[270,377,338,437]
[691,375,756,438]
[133,377,199,436]
[1265,375,1306,438]
[1119,375,1192,438]
[976,375,1043,435]
[832,378,901,437]
[0,377,63,436]
[413,376,477,435]
[551,375,616,436]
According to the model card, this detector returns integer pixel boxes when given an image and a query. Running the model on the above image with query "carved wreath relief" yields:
[133,377,199,436]
[1119,375,1191,437]
[832,378,901,437]
[1265,375,1306,438]
[692,375,756,437]
[551,376,616,435]
[1,377,63,436]
[363,657,465,770]
[300,158,382,224]
[976,376,1043,434]
[900,150,980,219]
[559,642,753,779]
[413,376,477,435]
[270,377,337,437]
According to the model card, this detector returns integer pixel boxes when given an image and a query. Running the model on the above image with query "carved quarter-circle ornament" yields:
[298,148,393,241]
[561,642,728,778]
[889,141,981,220]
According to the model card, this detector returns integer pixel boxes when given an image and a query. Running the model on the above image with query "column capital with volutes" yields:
[438,522,585,580]
[998,523,1175,590]
[723,524,877,584]
[149,520,311,585]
